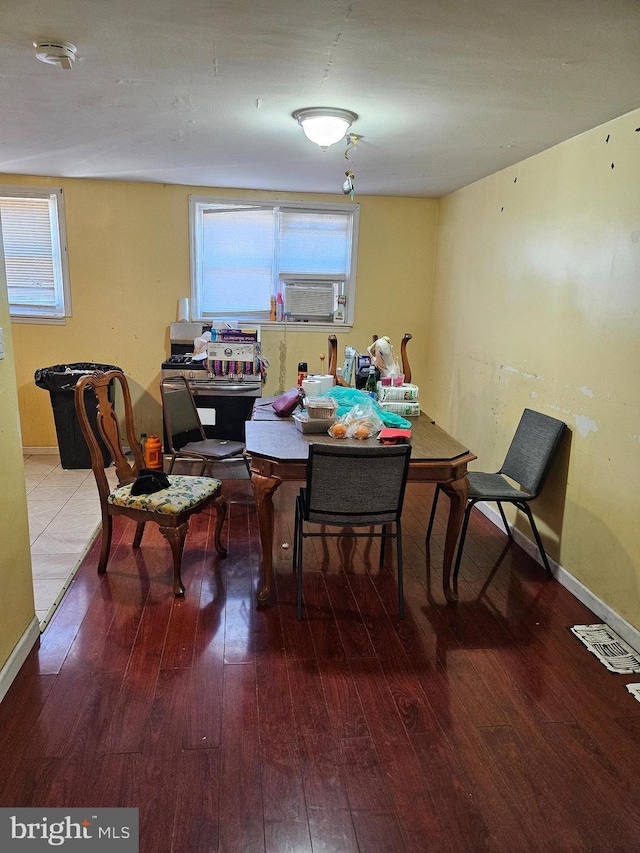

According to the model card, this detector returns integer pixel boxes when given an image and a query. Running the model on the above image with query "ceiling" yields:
[2,0,640,198]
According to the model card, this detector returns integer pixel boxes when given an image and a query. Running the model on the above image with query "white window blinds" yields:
[0,189,70,320]
[200,206,274,315]
[190,197,359,323]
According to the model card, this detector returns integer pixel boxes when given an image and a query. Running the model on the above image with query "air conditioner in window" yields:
[281,278,343,322]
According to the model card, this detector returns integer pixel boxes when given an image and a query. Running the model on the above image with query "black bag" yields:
[130,468,171,495]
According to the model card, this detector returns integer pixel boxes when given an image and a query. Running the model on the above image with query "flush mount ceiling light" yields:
[293,107,358,149]
[34,40,77,70]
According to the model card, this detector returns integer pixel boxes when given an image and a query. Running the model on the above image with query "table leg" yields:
[250,471,282,605]
[440,476,469,604]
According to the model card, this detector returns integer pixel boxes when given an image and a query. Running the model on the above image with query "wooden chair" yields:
[426,408,566,581]
[327,333,413,385]
[74,369,227,596]
[293,442,412,619]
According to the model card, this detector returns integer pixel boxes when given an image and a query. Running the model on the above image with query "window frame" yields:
[0,186,71,324]
[189,196,360,328]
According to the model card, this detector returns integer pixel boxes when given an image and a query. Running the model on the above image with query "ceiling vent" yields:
[34,41,77,70]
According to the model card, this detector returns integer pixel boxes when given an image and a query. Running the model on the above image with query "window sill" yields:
[199,318,353,334]
[267,321,353,333]
[10,316,67,325]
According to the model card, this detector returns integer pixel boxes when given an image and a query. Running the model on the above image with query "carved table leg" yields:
[250,471,282,605]
[440,476,469,605]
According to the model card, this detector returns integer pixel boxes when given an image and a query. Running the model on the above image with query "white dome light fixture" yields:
[293,107,358,149]
[34,40,77,70]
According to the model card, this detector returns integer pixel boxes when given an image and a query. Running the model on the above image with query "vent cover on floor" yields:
[570,624,640,673]
[626,684,640,704]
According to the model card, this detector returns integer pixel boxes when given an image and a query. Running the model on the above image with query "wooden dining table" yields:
[245,404,476,606]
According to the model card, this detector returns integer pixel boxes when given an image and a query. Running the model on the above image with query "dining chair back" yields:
[75,369,227,596]
[160,375,246,475]
[426,408,566,581]
[294,442,412,619]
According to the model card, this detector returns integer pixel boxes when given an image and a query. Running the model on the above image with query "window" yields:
[0,187,71,322]
[190,197,359,325]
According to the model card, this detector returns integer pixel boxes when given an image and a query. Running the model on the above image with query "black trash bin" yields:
[34,363,123,469]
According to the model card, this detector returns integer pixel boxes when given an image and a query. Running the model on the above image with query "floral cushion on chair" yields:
[108,474,222,514]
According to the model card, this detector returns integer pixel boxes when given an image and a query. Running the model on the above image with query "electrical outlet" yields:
[0,327,5,360]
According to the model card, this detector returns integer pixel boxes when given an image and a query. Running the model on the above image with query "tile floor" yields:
[23,453,117,629]
[24,452,248,630]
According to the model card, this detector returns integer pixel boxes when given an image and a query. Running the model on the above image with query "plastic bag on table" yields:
[319,385,412,429]
[328,398,384,439]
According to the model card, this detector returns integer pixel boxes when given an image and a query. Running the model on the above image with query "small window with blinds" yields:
[189,197,359,326]
[0,187,71,322]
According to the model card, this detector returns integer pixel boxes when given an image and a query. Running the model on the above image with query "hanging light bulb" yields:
[292,108,358,149]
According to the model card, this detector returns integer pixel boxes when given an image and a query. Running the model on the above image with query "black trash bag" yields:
[34,362,122,392]
[34,362,123,469]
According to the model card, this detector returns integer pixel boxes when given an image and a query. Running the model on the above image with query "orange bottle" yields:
[144,435,163,470]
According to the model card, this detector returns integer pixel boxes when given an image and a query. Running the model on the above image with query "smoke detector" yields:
[34,41,77,70]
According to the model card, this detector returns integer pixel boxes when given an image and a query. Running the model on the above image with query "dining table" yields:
[245,402,476,606]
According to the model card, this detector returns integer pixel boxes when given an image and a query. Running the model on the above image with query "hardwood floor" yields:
[2,477,640,852]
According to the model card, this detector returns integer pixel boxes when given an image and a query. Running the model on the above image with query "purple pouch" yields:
[272,387,304,417]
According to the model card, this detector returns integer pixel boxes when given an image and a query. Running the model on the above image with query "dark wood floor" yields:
[2,475,640,852]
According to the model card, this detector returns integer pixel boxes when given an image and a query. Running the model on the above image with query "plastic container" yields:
[305,396,338,419]
[34,362,123,469]
[292,412,336,433]
[144,435,163,469]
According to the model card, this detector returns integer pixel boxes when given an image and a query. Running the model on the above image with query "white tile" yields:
[43,514,100,539]
[26,459,104,626]
[28,517,50,544]
[23,455,60,473]
[33,577,70,613]
[28,500,64,524]
[56,499,102,518]
[30,528,97,555]
[40,470,91,487]
[25,484,82,503]
[31,552,81,580]
[25,475,52,493]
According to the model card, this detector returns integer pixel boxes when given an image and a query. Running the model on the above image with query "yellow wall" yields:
[429,108,640,631]
[0,223,35,669]
[3,176,436,447]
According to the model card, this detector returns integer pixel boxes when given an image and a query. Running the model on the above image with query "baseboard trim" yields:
[0,617,40,705]
[476,502,640,654]
[23,446,59,456]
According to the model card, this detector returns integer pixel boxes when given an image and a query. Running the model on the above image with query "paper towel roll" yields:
[302,378,321,397]
[311,374,335,395]
[177,297,189,322]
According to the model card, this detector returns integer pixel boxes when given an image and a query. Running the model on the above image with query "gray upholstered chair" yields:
[294,442,412,619]
[160,376,246,475]
[426,408,566,581]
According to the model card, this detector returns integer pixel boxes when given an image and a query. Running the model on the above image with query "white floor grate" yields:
[570,624,640,674]
[626,684,640,703]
